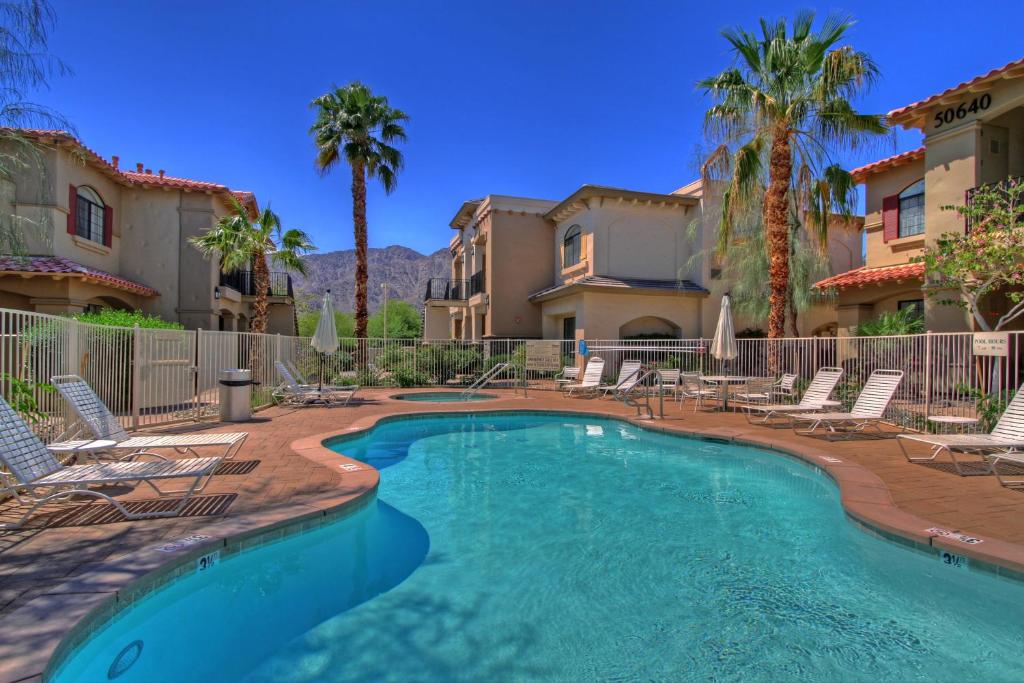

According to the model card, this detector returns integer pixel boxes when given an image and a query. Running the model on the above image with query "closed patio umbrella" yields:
[311,289,339,390]
[710,294,737,374]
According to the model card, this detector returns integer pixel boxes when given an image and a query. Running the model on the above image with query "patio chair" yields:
[655,369,681,398]
[897,386,1024,478]
[51,375,248,461]
[274,362,358,406]
[744,367,843,426]
[770,373,799,403]
[790,369,904,440]
[555,366,581,392]
[732,377,776,411]
[565,357,606,397]
[0,394,223,529]
[599,360,643,397]
[678,372,717,411]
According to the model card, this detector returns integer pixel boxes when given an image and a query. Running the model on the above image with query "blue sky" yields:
[45,1,1023,255]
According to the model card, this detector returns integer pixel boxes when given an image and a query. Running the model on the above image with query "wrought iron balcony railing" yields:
[424,278,469,301]
[219,271,293,298]
[965,175,1023,232]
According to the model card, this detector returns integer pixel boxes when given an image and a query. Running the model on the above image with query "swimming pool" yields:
[390,391,497,402]
[53,413,1024,682]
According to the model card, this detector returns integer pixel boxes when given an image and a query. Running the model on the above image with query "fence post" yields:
[924,331,932,418]
[131,323,141,430]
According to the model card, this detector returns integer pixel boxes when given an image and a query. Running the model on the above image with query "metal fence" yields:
[0,307,1020,441]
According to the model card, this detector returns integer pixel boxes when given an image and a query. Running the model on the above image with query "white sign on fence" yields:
[973,332,1009,357]
[525,340,562,371]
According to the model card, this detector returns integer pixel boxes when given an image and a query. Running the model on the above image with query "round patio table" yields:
[701,375,748,411]
[927,415,979,434]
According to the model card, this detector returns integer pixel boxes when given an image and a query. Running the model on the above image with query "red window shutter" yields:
[67,184,77,235]
[103,206,113,247]
[882,194,899,243]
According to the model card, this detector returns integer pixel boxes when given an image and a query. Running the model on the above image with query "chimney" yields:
[136,162,143,172]
[111,155,119,169]
[158,169,165,178]
[145,168,152,175]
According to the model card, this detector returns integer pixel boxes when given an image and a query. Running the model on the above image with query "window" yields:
[563,224,582,268]
[898,299,924,318]
[75,186,105,244]
[897,180,924,238]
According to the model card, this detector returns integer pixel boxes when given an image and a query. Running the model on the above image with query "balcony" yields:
[469,270,485,297]
[219,270,293,298]
[424,278,469,302]
[965,175,1023,232]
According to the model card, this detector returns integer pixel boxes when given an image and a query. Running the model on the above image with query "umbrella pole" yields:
[319,352,324,391]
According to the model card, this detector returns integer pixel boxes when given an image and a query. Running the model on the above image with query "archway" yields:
[618,316,681,339]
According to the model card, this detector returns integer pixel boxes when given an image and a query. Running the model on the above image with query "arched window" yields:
[563,224,582,268]
[76,186,106,244]
[898,180,924,238]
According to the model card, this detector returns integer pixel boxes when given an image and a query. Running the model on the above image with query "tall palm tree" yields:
[191,197,315,333]
[309,82,408,340]
[699,11,888,337]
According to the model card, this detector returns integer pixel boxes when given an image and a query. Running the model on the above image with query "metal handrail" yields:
[615,364,665,419]
[462,362,512,398]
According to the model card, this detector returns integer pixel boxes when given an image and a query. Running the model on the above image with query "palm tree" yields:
[191,197,315,333]
[0,0,74,256]
[699,11,888,337]
[309,82,408,340]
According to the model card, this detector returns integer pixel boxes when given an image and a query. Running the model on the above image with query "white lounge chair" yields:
[744,367,843,425]
[565,357,605,397]
[790,369,903,439]
[898,387,1024,477]
[0,394,223,529]
[274,362,358,406]
[52,376,248,461]
[285,360,355,394]
[600,360,643,397]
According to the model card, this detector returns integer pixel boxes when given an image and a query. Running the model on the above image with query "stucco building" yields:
[424,181,861,342]
[0,130,296,333]
[814,56,1024,334]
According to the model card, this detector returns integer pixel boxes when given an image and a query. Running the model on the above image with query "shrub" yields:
[72,309,183,329]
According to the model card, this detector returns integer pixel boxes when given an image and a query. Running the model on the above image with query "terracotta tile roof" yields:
[3,128,258,215]
[0,255,158,297]
[529,275,708,301]
[850,147,925,182]
[812,262,924,290]
[887,56,1024,126]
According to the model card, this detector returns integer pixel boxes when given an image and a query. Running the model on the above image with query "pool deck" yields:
[4,387,1024,681]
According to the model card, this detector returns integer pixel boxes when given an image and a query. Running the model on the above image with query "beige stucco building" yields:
[424,181,861,342]
[815,56,1024,335]
[0,130,296,333]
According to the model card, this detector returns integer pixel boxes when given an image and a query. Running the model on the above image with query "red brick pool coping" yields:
[5,392,1024,682]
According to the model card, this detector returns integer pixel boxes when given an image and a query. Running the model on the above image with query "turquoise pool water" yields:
[54,413,1024,682]
[391,391,497,402]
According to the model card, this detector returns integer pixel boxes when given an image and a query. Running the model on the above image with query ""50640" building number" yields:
[934,94,992,128]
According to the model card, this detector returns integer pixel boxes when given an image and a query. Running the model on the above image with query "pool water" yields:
[54,413,1024,682]
[391,391,497,402]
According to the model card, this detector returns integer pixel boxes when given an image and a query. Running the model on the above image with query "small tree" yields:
[918,178,1024,331]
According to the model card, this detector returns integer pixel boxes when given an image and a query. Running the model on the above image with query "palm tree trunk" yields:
[351,161,369,340]
[250,253,270,334]
[765,130,793,339]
